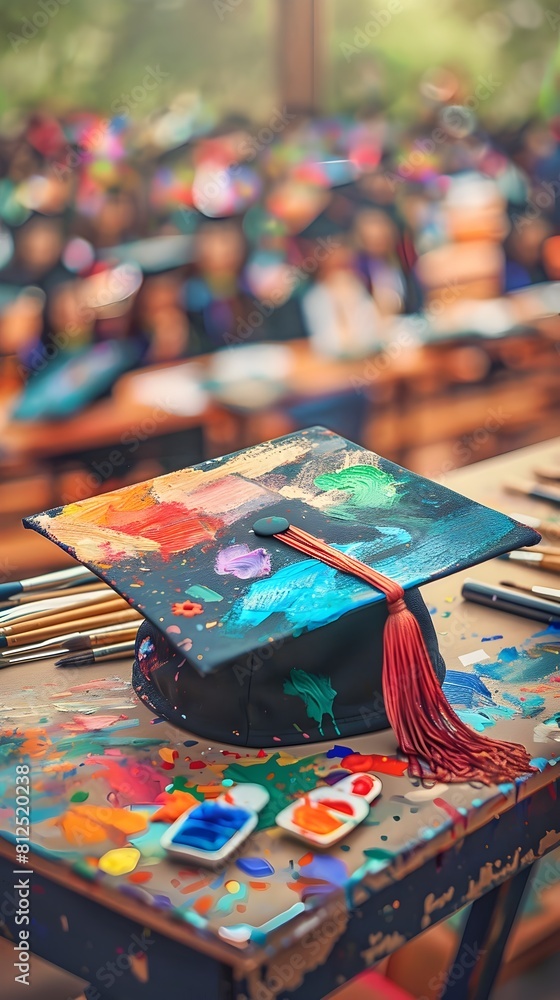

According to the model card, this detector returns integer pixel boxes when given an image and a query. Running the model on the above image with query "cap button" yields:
[253,516,290,537]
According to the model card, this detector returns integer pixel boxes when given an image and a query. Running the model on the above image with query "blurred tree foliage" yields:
[0,0,555,124]
[326,0,557,123]
[0,0,275,120]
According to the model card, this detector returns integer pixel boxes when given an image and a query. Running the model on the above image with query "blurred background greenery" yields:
[0,0,556,123]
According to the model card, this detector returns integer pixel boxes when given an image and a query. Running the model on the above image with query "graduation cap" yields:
[24,427,539,785]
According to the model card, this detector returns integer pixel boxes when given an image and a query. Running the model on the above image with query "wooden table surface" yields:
[0,438,560,1000]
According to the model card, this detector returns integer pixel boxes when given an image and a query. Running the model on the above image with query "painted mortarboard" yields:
[24,426,539,784]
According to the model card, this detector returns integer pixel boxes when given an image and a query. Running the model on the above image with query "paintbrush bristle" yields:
[64,635,93,652]
[55,651,94,668]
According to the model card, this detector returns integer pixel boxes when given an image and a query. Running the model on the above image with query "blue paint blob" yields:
[326,744,355,759]
[183,740,199,747]
[300,854,348,885]
[236,857,275,878]
[498,646,519,663]
[530,757,550,772]
[481,635,503,642]
[171,802,250,852]
[442,670,494,710]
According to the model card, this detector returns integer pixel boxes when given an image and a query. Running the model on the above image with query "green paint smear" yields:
[314,464,398,518]
[187,585,223,602]
[56,735,165,756]
[283,669,340,737]
[169,776,207,801]
[70,791,89,803]
[72,859,99,882]
[224,753,319,830]
[363,847,394,861]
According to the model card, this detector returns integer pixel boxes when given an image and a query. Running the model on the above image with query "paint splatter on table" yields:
[0,613,559,954]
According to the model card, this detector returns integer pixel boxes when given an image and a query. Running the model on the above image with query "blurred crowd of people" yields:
[1,84,560,419]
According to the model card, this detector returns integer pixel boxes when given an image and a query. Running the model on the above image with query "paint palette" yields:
[160,783,269,866]
[275,773,381,847]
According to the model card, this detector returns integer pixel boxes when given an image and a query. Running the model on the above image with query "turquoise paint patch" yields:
[475,641,560,684]
[503,692,545,718]
[187,585,223,602]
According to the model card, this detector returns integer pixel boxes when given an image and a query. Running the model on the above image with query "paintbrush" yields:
[0,621,141,660]
[504,481,560,507]
[63,624,140,651]
[522,545,560,557]
[534,465,560,483]
[0,582,109,608]
[0,565,96,601]
[0,597,133,638]
[55,640,137,668]
[500,580,560,602]
[499,551,560,573]
[0,608,142,649]
[0,588,119,625]
[510,513,560,542]
[0,649,71,668]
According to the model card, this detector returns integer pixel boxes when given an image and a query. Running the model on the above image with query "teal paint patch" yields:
[283,668,340,737]
[186,584,223,602]
[503,692,545,717]
[476,641,560,684]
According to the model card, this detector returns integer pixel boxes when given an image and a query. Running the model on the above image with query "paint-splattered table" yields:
[1,438,560,1000]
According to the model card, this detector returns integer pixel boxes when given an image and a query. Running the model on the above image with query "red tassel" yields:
[273,524,535,785]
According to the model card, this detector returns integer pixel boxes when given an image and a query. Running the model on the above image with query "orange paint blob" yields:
[171,600,203,618]
[151,790,198,823]
[128,872,153,884]
[55,805,148,845]
[293,801,343,836]
[192,895,213,915]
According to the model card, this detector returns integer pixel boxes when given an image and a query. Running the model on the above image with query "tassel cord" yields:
[272,523,534,785]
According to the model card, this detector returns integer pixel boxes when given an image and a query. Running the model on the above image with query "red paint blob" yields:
[351,775,374,796]
[317,798,354,815]
[341,753,408,777]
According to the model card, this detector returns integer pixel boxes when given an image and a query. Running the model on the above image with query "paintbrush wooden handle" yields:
[534,465,560,483]
[4,609,142,647]
[1,583,110,606]
[523,545,560,557]
[88,625,140,647]
[1,598,132,636]
[540,556,560,573]
[540,521,560,542]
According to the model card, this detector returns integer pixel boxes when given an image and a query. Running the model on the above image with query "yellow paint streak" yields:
[421,886,455,929]
[361,930,406,965]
